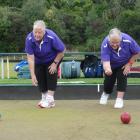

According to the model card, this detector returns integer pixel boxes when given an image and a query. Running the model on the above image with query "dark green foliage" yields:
[0,0,139,52]
[120,0,136,10]
[118,10,140,44]
[0,0,24,8]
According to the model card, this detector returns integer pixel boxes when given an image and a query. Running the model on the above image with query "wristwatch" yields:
[128,61,133,66]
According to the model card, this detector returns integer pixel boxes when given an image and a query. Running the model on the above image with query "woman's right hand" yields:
[31,74,38,86]
[105,69,112,76]
[103,61,112,76]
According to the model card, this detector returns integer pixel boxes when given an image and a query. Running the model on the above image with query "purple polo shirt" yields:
[25,29,65,64]
[101,33,140,69]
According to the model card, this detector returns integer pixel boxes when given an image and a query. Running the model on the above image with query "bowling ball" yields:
[120,112,131,124]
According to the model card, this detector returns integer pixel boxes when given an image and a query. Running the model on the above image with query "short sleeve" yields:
[52,34,65,52]
[129,38,140,54]
[101,37,110,61]
[25,36,34,55]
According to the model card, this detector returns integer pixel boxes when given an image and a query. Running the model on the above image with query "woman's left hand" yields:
[122,63,131,76]
[48,62,57,74]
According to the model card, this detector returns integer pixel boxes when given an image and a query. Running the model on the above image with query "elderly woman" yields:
[25,20,65,108]
[100,28,140,108]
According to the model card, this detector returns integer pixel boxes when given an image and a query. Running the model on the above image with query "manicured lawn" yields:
[0,100,140,140]
[0,78,140,84]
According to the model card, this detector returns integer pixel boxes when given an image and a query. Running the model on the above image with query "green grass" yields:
[0,77,140,84]
[0,100,140,140]
[1,62,140,84]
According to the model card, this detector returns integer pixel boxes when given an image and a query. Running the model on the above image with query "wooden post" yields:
[1,58,4,79]
[7,56,10,79]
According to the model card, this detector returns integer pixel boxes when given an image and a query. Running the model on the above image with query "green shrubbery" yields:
[0,0,139,52]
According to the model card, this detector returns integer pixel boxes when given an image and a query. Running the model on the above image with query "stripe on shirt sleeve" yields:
[122,39,131,43]
[103,44,108,48]
[47,35,54,39]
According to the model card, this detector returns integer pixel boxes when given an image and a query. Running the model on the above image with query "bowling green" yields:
[0,100,139,140]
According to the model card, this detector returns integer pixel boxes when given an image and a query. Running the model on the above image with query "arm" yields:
[128,38,140,65]
[101,37,112,76]
[103,61,112,76]
[53,48,66,64]
[123,36,140,75]
[49,48,66,74]
[123,53,140,75]
[49,32,66,74]
[27,54,38,86]
[128,53,140,65]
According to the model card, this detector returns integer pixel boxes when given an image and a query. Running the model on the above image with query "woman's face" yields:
[33,27,45,41]
[109,36,121,50]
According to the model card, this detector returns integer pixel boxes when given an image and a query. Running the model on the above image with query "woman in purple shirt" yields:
[100,28,140,108]
[25,20,65,108]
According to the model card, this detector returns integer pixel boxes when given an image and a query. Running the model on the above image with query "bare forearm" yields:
[103,61,112,76]
[54,49,65,63]
[129,53,140,64]
[27,54,38,86]
[123,53,140,75]
[103,61,111,71]
[27,54,35,77]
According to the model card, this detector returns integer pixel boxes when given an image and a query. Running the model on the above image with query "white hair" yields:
[33,20,46,32]
[108,28,122,41]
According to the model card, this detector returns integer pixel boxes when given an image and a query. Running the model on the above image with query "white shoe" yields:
[46,95,55,108]
[99,92,109,105]
[114,98,124,108]
[39,100,50,108]
[48,100,55,108]
[39,95,55,108]
[40,100,55,108]
[38,94,46,107]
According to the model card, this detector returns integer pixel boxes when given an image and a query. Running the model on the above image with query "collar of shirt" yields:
[108,41,122,57]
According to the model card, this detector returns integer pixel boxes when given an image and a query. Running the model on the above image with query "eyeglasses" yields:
[109,41,120,46]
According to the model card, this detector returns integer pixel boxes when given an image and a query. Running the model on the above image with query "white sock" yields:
[116,98,123,101]
[46,94,54,101]
[42,93,47,100]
